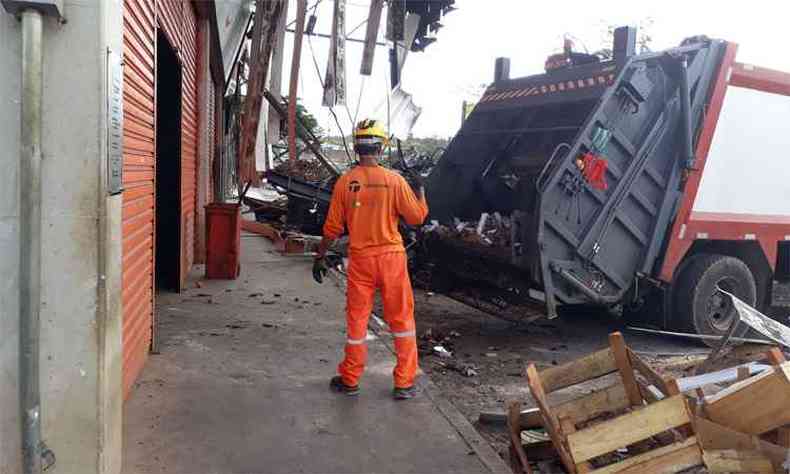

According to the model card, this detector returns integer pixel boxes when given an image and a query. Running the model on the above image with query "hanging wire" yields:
[352,75,366,127]
[346,17,368,37]
[287,0,324,28]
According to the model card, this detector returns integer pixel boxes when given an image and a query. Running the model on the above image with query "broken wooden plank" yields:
[359,0,383,75]
[239,0,285,185]
[705,362,790,434]
[241,220,283,244]
[566,395,691,463]
[777,426,790,448]
[552,383,630,426]
[588,437,701,474]
[637,380,664,403]
[539,347,617,393]
[558,416,592,473]
[287,0,307,163]
[736,366,750,381]
[702,449,774,473]
[526,364,577,474]
[507,400,533,474]
[693,416,788,470]
[766,347,786,365]
[262,91,340,176]
[610,332,643,407]
[627,348,672,395]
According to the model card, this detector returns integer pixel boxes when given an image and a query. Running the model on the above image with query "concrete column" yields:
[0,1,123,472]
[195,17,212,264]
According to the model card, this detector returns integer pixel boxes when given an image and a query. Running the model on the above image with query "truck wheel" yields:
[673,254,756,343]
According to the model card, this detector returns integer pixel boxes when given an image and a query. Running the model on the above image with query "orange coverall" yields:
[323,165,429,388]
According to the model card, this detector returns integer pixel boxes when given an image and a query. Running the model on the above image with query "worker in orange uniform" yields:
[312,119,428,400]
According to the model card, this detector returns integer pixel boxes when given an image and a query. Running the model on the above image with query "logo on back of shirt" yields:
[349,180,361,192]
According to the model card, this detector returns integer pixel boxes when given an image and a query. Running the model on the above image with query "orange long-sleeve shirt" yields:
[323,165,428,257]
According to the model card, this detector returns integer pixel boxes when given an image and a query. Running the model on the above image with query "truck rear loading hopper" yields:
[421,30,790,340]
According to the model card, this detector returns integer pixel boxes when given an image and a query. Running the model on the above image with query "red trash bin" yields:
[205,203,241,279]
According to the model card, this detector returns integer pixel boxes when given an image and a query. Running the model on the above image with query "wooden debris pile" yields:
[507,332,790,473]
[272,157,333,183]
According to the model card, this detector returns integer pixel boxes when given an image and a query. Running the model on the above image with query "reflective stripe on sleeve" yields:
[392,330,416,338]
[346,338,366,345]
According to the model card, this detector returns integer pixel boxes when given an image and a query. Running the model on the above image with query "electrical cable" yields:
[286,0,323,29]
[352,75,366,127]
[346,18,368,37]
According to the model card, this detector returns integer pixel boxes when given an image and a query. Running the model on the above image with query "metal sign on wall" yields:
[107,50,124,195]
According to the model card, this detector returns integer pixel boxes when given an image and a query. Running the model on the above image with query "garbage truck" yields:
[419,27,790,340]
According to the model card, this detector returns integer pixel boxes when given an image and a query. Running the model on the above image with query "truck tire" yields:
[673,254,756,343]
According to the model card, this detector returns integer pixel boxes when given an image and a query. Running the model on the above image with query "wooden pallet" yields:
[519,332,702,474]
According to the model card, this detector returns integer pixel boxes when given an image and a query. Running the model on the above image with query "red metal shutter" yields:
[121,0,201,398]
[181,2,199,285]
[122,0,156,397]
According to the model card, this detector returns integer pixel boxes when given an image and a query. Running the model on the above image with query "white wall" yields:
[0,8,23,473]
[0,1,123,472]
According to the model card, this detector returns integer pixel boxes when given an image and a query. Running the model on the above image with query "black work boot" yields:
[393,385,418,400]
[330,376,360,396]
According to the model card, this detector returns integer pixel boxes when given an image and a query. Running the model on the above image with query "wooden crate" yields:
[703,361,790,435]
[521,332,702,474]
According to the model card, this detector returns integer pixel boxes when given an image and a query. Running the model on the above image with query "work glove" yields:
[312,253,342,284]
[312,257,328,284]
[404,170,424,195]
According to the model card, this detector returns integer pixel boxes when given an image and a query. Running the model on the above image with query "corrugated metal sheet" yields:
[181,1,199,287]
[122,0,156,397]
[122,0,200,398]
[208,77,215,204]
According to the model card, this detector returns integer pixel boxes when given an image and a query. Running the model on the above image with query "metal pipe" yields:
[286,28,386,46]
[679,56,695,168]
[19,8,44,474]
[627,326,772,345]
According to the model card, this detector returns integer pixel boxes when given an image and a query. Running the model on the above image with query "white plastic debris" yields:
[433,345,453,358]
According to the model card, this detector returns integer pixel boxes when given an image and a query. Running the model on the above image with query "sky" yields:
[278,0,790,138]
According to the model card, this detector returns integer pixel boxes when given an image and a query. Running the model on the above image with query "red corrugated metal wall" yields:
[122,0,200,397]
[122,0,156,397]
[180,2,199,284]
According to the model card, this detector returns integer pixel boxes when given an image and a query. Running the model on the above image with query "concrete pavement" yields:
[122,233,507,474]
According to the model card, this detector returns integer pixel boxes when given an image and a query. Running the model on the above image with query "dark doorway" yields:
[155,31,182,292]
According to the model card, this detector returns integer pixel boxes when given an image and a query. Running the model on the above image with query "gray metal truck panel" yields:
[424,40,727,318]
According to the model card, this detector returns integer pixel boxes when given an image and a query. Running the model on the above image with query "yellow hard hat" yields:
[353,119,389,147]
